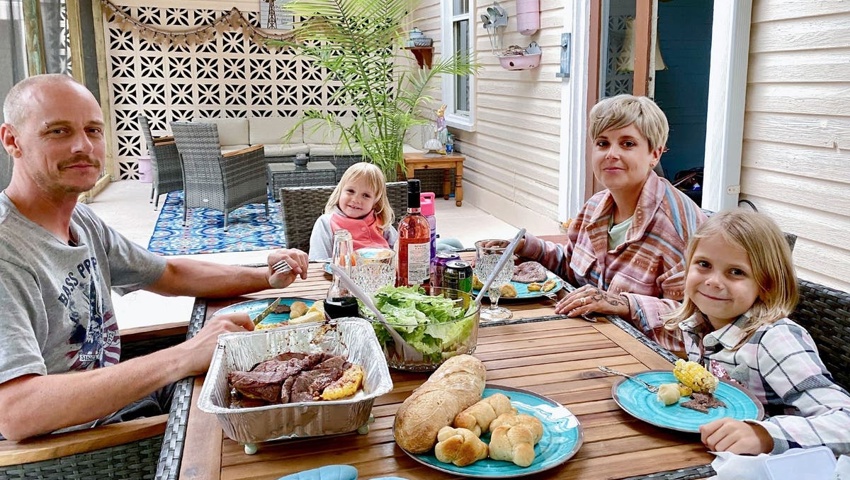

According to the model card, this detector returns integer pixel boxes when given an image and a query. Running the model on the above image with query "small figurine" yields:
[425,104,448,154]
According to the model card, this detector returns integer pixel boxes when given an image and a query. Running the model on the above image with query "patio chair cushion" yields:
[250,117,304,145]
[205,118,249,148]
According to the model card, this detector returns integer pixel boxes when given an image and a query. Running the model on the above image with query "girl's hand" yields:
[555,285,629,318]
[699,418,773,455]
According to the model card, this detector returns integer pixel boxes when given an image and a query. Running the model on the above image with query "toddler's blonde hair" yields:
[325,162,394,229]
[664,210,798,348]
[588,94,669,153]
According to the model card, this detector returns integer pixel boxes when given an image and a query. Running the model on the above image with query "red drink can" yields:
[430,251,460,289]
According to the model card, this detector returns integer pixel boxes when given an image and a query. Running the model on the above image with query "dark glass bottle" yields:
[396,179,431,287]
[324,229,360,319]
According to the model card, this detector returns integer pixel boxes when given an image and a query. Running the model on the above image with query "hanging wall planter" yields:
[497,42,541,71]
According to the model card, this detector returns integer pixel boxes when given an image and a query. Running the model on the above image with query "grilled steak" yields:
[229,353,352,407]
[512,261,548,283]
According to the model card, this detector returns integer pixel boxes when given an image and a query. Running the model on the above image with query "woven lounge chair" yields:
[171,122,269,231]
[279,181,407,251]
[790,279,850,390]
[138,116,184,210]
[0,326,188,479]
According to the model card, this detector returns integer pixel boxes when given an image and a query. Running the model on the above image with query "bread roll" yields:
[452,393,516,436]
[393,355,486,453]
[488,424,537,467]
[489,413,544,443]
[434,426,488,467]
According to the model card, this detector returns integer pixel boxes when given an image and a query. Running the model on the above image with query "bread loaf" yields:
[393,355,486,453]
[434,426,488,467]
[452,393,516,436]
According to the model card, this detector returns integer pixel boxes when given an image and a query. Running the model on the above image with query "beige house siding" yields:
[742,0,850,291]
[416,0,565,237]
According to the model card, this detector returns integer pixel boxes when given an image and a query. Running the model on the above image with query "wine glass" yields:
[474,241,514,322]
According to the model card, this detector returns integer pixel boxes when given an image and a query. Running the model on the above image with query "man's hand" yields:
[268,249,309,288]
[700,418,774,455]
[555,285,629,318]
[179,312,253,376]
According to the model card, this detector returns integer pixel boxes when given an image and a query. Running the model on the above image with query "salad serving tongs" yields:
[329,264,424,362]
[474,228,527,307]
[598,365,658,393]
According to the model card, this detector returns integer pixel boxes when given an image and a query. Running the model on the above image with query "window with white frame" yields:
[441,0,475,131]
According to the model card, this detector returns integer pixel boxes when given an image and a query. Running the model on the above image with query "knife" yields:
[252,298,282,326]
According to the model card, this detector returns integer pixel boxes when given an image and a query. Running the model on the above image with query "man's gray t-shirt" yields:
[0,193,167,386]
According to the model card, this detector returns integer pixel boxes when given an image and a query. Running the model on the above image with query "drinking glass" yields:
[352,247,396,297]
[473,240,514,322]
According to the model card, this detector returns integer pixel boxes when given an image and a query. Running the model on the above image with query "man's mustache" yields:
[58,156,101,170]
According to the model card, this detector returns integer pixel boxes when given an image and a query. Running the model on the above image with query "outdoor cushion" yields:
[264,143,310,158]
[309,144,362,157]
[250,117,304,145]
[220,145,252,154]
[201,118,249,147]
[303,119,345,145]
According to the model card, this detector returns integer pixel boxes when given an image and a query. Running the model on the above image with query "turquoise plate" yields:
[404,385,583,478]
[214,297,316,328]
[611,370,764,433]
[473,270,563,301]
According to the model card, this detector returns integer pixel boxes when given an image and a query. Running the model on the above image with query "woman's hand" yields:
[267,249,309,288]
[555,285,629,318]
[700,418,773,454]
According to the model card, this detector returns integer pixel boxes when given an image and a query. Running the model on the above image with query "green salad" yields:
[365,286,477,362]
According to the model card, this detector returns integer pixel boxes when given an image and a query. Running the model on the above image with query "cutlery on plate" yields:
[252,297,283,326]
[598,366,658,393]
[272,259,292,274]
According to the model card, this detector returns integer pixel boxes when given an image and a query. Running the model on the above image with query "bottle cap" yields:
[420,192,435,216]
[407,179,421,207]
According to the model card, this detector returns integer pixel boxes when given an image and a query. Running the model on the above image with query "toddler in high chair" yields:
[662,210,850,456]
[308,163,398,261]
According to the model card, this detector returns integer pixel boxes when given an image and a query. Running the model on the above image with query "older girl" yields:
[664,210,850,455]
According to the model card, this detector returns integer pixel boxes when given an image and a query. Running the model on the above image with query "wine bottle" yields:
[324,229,360,319]
[396,179,431,287]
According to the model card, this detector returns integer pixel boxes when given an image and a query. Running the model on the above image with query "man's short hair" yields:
[3,74,82,127]
[588,94,669,152]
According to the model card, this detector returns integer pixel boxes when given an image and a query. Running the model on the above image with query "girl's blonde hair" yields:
[325,162,394,229]
[588,94,669,152]
[664,210,799,348]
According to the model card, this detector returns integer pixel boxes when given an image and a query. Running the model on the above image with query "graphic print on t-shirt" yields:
[60,256,120,370]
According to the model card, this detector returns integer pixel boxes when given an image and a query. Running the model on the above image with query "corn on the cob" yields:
[677,383,693,397]
[673,359,718,394]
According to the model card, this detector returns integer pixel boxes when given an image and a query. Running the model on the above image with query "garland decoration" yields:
[101,0,295,49]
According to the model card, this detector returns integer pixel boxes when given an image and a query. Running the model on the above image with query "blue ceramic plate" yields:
[473,270,563,301]
[214,297,316,328]
[404,385,583,478]
[611,370,764,433]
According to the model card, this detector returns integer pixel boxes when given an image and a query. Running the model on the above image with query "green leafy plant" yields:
[271,0,477,180]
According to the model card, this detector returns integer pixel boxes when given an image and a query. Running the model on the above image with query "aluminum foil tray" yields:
[198,317,393,444]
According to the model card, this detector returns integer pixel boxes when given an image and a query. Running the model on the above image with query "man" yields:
[0,74,309,440]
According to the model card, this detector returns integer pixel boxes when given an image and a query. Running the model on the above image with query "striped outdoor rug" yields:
[147,191,286,255]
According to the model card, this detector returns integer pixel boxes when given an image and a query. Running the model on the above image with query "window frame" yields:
[440,0,476,131]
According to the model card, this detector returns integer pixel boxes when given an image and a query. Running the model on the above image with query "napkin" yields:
[709,447,838,480]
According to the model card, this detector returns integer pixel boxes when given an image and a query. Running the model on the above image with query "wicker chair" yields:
[138,116,184,210]
[171,122,269,231]
[0,326,188,479]
[790,279,850,390]
[279,181,407,251]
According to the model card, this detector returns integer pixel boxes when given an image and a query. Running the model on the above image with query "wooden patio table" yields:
[171,259,715,480]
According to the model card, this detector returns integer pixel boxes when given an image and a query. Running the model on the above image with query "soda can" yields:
[443,260,473,295]
[430,251,460,289]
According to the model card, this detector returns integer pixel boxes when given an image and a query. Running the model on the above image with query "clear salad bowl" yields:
[362,285,480,372]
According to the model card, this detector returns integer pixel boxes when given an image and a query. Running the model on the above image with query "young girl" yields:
[664,210,850,456]
[308,162,398,261]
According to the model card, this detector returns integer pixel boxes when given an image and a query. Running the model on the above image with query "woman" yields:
[515,95,706,351]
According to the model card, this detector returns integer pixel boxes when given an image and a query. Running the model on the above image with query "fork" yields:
[598,365,658,393]
[272,259,293,274]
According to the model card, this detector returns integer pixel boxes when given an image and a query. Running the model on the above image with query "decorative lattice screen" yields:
[105,5,342,180]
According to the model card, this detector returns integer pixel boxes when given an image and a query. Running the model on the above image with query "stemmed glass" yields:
[474,240,515,322]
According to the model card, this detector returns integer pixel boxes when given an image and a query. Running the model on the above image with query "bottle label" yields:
[405,242,430,284]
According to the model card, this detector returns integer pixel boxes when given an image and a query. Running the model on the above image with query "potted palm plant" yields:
[271,0,478,180]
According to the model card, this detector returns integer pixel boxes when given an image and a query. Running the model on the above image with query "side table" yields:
[402,152,464,206]
[267,161,336,201]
